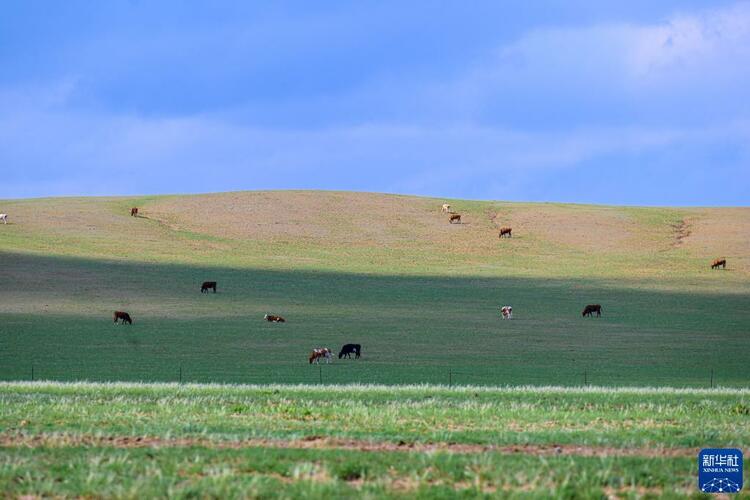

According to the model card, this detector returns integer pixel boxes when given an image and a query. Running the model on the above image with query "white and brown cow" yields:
[309,347,332,364]
[441,204,451,213]
[0,214,7,224]
[500,306,513,320]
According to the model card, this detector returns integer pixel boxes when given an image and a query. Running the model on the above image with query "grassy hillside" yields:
[2,190,748,281]
[0,191,748,386]
[1,382,747,497]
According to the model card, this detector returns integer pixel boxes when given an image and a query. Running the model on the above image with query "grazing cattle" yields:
[113,311,133,324]
[201,281,217,293]
[264,314,286,323]
[711,258,726,270]
[582,304,602,317]
[0,214,7,224]
[498,227,512,238]
[130,207,138,217]
[309,347,332,364]
[500,306,513,320]
[441,204,451,213]
[338,344,362,359]
[449,214,461,224]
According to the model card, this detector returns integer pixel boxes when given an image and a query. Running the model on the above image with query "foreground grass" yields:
[1,382,748,497]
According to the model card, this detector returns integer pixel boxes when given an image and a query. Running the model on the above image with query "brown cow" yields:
[582,304,602,317]
[201,281,217,293]
[113,311,133,324]
[498,227,512,238]
[264,314,285,323]
[449,214,461,224]
[130,207,138,217]
[711,258,726,270]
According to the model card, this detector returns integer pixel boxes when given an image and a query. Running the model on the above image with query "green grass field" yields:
[0,191,748,387]
[1,382,748,497]
[0,191,748,497]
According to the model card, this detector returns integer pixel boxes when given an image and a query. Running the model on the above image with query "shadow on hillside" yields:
[0,250,748,387]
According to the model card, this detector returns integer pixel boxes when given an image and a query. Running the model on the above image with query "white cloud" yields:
[429,2,750,125]
[1,3,749,203]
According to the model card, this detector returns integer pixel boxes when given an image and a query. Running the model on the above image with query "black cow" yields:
[582,304,602,317]
[338,344,361,359]
[201,281,217,293]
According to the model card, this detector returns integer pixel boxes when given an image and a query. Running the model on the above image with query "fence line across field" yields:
[14,363,731,389]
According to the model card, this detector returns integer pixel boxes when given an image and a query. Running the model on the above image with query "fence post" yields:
[449,369,452,388]
[319,366,323,384]
[710,369,714,389]
[31,364,34,382]
[584,370,587,386]
[179,365,183,384]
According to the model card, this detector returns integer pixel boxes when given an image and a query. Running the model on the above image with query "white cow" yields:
[500,306,513,320]
[0,214,7,224]
[441,204,451,213]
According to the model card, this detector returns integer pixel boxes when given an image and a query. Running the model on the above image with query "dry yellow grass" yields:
[0,191,748,284]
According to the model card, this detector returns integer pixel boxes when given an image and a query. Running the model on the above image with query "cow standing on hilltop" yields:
[449,214,461,224]
[0,214,7,224]
[711,258,726,269]
[498,227,512,238]
[265,314,285,323]
[201,281,217,293]
[130,207,138,217]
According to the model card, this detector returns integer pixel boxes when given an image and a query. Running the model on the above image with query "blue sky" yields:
[2,1,749,205]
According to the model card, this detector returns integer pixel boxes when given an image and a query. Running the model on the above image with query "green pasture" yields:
[0,382,747,497]
[1,252,748,387]
[0,447,700,499]
[0,192,748,387]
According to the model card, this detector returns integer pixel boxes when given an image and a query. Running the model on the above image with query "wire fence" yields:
[2,363,738,389]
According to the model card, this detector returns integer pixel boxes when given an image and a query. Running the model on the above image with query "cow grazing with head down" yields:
[309,348,332,364]
[130,207,138,217]
[498,227,512,238]
[265,314,285,323]
[338,344,361,359]
[113,311,133,324]
[711,258,726,269]
[449,214,461,224]
[0,214,7,224]
[500,306,513,320]
[441,204,451,213]
[582,304,602,317]
[201,281,217,293]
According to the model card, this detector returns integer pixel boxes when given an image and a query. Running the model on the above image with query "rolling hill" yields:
[0,191,748,386]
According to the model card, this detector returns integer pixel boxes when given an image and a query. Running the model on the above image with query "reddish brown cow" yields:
[113,311,133,324]
[264,314,285,323]
[498,227,512,238]
[711,258,726,269]
[130,207,138,217]
[582,304,602,317]
[449,214,461,224]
